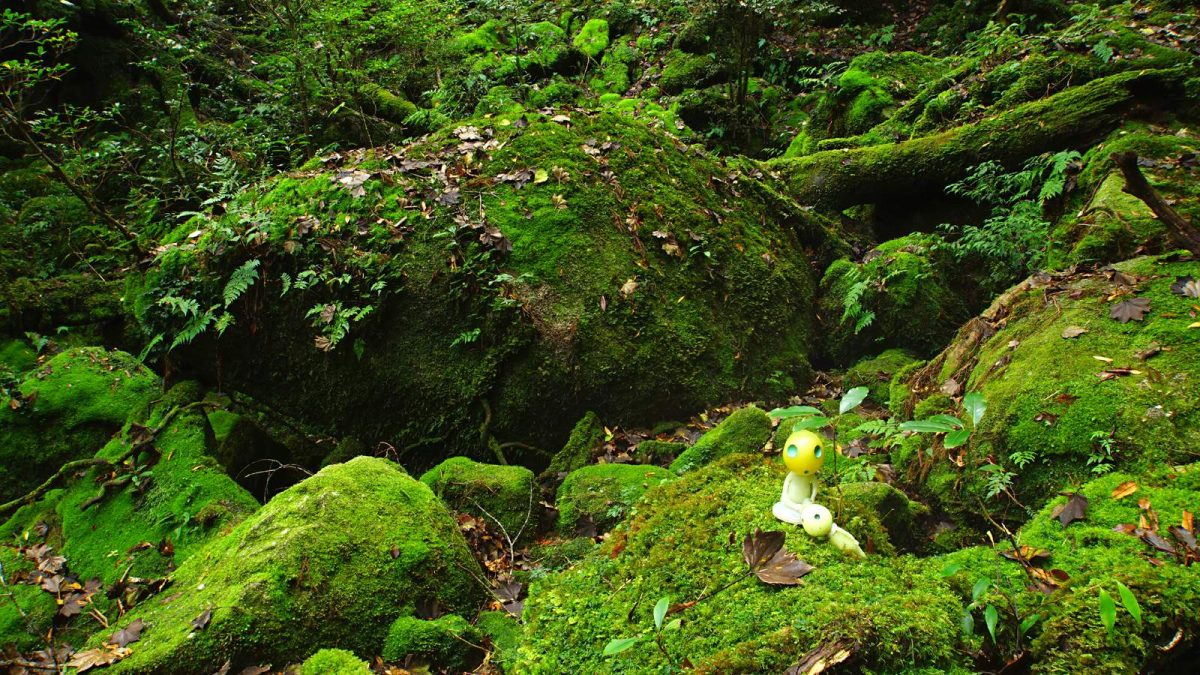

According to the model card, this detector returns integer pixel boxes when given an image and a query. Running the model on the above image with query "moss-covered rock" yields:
[543,411,605,480]
[556,463,674,534]
[818,234,973,365]
[0,382,258,651]
[382,613,485,671]
[138,111,819,467]
[299,648,372,675]
[901,255,1200,515]
[518,453,968,672]
[633,438,686,465]
[660,51,724,95]
[572,18,609,59]
[0,347,158,503]
[477,609,522,670]
[97,457,485,673]
[844,348,920,403]
[420,456,536,542]
[670,405,772,473]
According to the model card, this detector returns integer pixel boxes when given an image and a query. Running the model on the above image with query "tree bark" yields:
[1110,151,1200,256]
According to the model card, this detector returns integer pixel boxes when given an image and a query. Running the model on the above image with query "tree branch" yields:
[1110,151,1200,256]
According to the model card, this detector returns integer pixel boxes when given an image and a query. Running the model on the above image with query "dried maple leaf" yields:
[1052,493,1088,527]
[109,618,145,648]
[755,547,813,585]
[66,645,130,673]
[742,528,785,570]
[1110,297,1150,323]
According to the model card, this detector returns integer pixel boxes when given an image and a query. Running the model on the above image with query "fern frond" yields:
[223,259,261,307]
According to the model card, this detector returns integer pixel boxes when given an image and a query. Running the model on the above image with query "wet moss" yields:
[299,648,372,675]
[382,613,484,671]
[572,18,609,59]
[669,406,772,474]
[543,411,604,479]
[99,457,485,673]
[556,463,674,534]
[477,610,522,669]
[845,348,920,403]
[0,347,158,503]
[420,457,536,542]
[518,454,968,673]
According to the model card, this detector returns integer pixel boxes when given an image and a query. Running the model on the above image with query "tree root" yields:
[1111,151,1200,256]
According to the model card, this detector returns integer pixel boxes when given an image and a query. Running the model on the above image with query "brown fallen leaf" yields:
[1183,510,1194,534]
[742,528,785,570]
[785,637,856,675]
[1111,481,1138,500]
[1061,326,1088,338]
[1096,367,1141,381]
[1110,297,1151,323]
[67,645,130,673]
[193,607,213,631]
[109,618,145,648]
[999,545,1051,565]
[755,547,814,586]
[1052,493,1088,527]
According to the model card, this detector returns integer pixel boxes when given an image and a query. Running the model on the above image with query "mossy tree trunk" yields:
[765,68,1188,210]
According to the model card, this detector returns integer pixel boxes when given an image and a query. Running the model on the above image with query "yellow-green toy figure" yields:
[773,429,866,558]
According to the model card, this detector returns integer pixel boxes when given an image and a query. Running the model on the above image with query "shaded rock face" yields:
[100,457,485,673]
[138,112,820,466]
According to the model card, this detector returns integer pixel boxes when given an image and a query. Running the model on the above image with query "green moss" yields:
[556,463,673,534]
[528,78,581,108]
[544,411,604,479]
[845,348,920,403]
[477,610,522,669]
[888,358,927,416]
[98,457,485,673]
[909,256,1200,515]
[0,339,36,376]
[660,51,723,95]
[572,19,609,58]
[669,406,772,474]
[454,20,507,53]
[818,234,971,365]
[420,457,536,542]
[633,439,686,464]
[299,648,372,675]
[518,454,968,673]
[0,347,158,503]
[592,38,638,94]
[382,613,483,671]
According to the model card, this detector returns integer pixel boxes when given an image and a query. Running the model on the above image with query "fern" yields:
[171,309,215,350]
[223,259,261,307]
[157,295,200,317]
[840,267,876,334]
[215,312,236,336]
[280,272,292,296]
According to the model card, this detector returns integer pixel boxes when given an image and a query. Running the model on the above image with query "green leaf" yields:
[1020,613,1040,636]
[940,561,962,578]
[960,610,974,636]
[1116,582,1141,626]
[984,604,999,643]
[654,596,669,631]
[1099,589,1116,634]
[839,386,869,415]
[944,428,971,449]
[768,405,822,419]
[792,416,831,432]
[899,419,957,434]
[603,636,640,656]
[963,391,987,427]
[927,414,965,429]
[664,618,682,631]
[971,577,991,604]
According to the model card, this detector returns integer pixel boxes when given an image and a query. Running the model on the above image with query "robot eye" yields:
[814,446,823,458]
[814,513,821,519]
[786,446,798,457]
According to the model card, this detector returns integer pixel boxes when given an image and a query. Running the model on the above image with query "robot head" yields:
[800,503,833,537]
[782,429,825,476]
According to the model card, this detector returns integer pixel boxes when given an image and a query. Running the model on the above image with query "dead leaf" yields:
[1096,367,1141,381]
[619,278,638,298]
[193,607,213,631]
[1052,493,1088,527]
[1170,276,1200,298]
[785,638,856,675]
[1061,326,1088,338]
[741,528,785,570]
[755,547,814,585]
[1110,297,1151,323]
[67,645,130,673]
[1183,510,1194,534]
[1135,343,1162,360]
[1111,481,1138,500]
[237,666,271,675]
[109,618,145,648]
[999,546,1051,565]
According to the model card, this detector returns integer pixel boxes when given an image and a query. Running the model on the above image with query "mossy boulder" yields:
[844,348,920,403]
[0,347,158,503]
[556,463,674,534]
[382,613,484,671]
[903,255,1200,515]
[819,234,974,365]
[420,457,536,542]
[572,18,609,58]
[518,453,968,672]
[669,405,772,473]
[0,382,258,651]
[633,438,686,464]
[138,112,819,466]
[477,609,522,669]
[98,457,485,673]
[299,648,372,675]
[543,411,605,480]
[660,51,725,95]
